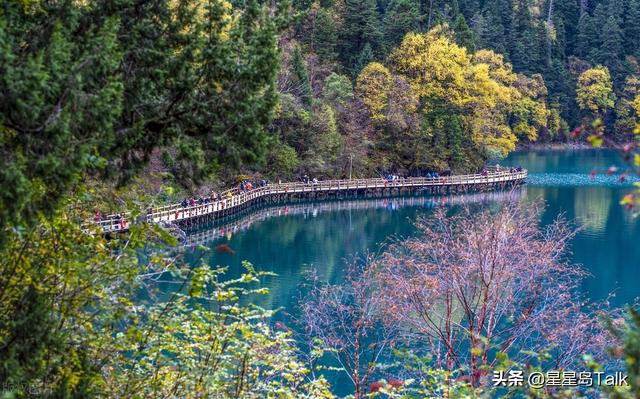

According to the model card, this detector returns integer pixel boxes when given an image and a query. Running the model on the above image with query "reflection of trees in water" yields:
[188,191,523,312]
[185,190,524,246]
[574,187,612,233]
[525,185,614,235]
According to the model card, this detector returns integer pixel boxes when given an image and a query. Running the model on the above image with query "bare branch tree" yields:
[299,263,399,398]
[374,201,611,387]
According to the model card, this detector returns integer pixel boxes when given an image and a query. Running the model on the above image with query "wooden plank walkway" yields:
[94,168,527,233]
[183,189,524,247]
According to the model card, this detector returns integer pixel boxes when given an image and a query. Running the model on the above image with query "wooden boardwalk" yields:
[94,168,527,233]
[182,189,524,247]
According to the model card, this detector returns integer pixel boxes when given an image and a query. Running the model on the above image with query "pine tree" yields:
[354,43,375,78]
[553,17,567,60]
[510,0,539,73]
[460,0,481,18]
[446,114,465,170]
[575,12,595,59]
[453,14,475,51]
[1,0,285,229]
[624,0,640,56]
[607,0,625,22]
[291,46,313,107]
[313,8,338,63]
[293,0,314,10]
[383,0,421,51]
[549,0,580,54]
[338,0,382,72]
[589,3,608,59]
[478,10,507,55]
[473,0,513,56]
[596,15,624,83]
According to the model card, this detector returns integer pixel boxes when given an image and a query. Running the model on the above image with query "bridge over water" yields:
[95,168,527,233]
[182,189,524,247]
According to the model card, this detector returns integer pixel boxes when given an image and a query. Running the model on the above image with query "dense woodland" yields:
[268,0,640,178]
[2,0,640,398]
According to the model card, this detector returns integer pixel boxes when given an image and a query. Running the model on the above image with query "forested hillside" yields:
[267,0,640,178]
[2,1,640,398]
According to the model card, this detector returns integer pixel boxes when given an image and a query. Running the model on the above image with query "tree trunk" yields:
[428,0,434,29]
[354,337,361,399]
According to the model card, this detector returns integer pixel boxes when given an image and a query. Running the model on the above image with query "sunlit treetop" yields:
[576,66,616,114]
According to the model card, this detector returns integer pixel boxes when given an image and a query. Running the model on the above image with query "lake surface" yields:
[184,149,640,315]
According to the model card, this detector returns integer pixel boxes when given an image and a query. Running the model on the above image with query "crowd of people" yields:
[480,165,524,177]
[94,211,128,230]
[174,179,272,213]
[301,175,319,186]
[94,167,526,230]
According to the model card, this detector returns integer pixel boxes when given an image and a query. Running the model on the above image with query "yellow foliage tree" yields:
[355,62,393,122]
[576,66,616,114]
[391,31,471,108]
[389,29,545,157]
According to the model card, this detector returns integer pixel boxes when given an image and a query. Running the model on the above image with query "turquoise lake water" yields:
[184,149,640,315]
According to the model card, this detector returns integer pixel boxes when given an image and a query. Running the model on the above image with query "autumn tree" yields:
[355,62,392,122]
[370,75,422,173]
[389,28,548,165]
[511,73,550,141]
[576,66,616,116]
[300,265,399,399]
[374,202,611,387]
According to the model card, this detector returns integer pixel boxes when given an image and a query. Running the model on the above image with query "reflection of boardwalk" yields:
[184,189,524,247]
[95,169,527,233]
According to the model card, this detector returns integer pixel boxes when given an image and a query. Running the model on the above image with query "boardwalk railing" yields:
[183,189,525,247]
[93,169,527,233]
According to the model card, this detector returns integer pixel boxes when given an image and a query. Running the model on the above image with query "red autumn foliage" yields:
[215,243,235,254]
[369,381,383,393]
[387,378,403,389]
[571,126,582,138]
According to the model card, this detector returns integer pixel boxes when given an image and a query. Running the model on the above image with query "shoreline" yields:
[515,142,592,151]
